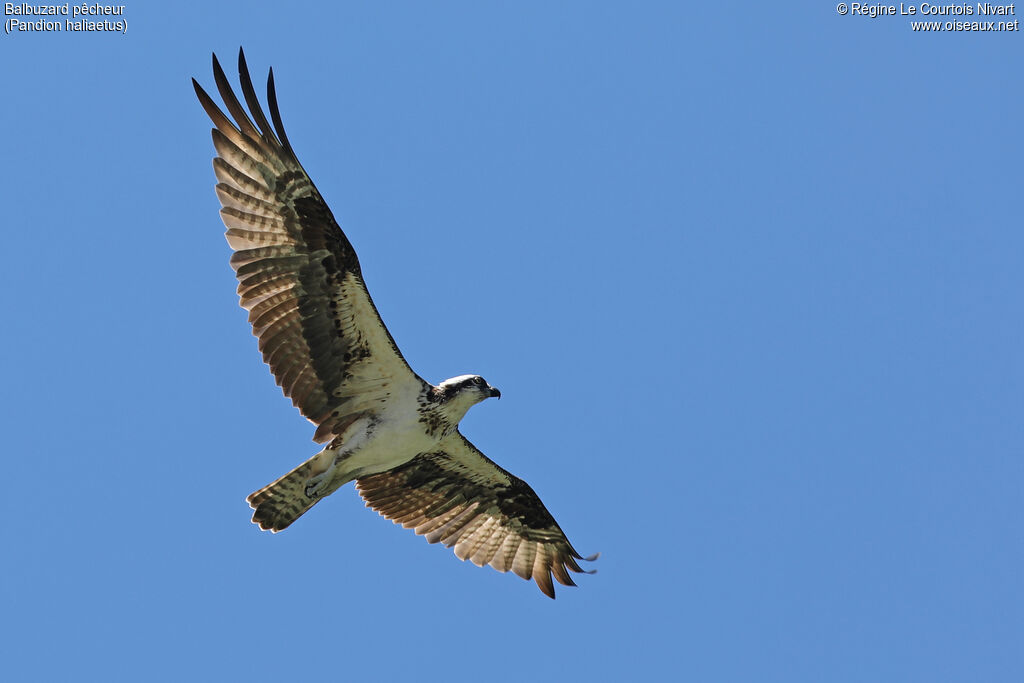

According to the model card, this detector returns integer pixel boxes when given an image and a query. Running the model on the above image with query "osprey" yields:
[193,49,595,598]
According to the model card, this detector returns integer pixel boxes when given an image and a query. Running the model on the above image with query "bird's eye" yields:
[475,377,485,386]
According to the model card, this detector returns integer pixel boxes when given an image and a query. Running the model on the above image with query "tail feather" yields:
[247,459,320,532]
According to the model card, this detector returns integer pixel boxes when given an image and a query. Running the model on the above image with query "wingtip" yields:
[267,66,278,102]
[191,76,212,107]
[576,551,599,575]
[265,64,294,156]
[211,51,231,97]
[237,45,248,77]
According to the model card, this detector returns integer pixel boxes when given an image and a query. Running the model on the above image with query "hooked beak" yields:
[489,386,501,399]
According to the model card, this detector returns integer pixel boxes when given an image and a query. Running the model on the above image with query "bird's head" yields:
[437,374,501,401]
[434,374,501,423]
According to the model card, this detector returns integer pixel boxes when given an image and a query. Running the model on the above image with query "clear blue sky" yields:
[3,2,1021,681]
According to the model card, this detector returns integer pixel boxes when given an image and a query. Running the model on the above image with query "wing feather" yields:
[213,158,275,201]
[512,541,537,581]
[356,432,596,598]
[467,519,507,567]
[490,532,522,574]
[195,49,427,442]
[217,187,284,220]
[532,548,555,599]
[211,52,263,141]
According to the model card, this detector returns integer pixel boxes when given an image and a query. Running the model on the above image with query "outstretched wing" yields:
[356,432,596,598]
[194,49,428,443]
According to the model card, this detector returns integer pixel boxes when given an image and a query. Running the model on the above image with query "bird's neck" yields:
[420,387,478,438]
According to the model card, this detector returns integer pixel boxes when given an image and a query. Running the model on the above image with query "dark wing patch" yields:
[356,432,596,598]
[194,49,427,442]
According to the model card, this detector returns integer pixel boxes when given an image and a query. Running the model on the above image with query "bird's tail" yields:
[247,457,323,532]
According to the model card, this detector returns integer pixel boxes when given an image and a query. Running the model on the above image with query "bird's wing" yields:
[194,49,428,443]
[356,431,596,598]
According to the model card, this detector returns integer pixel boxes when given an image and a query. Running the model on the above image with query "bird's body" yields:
[249,377,493,531]
[248,399,425,532]
[193,49,594,597]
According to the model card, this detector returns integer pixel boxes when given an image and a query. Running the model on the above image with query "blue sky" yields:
[3,2,1021,681]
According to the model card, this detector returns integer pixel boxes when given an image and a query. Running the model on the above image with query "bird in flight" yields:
[193,49,595,598]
